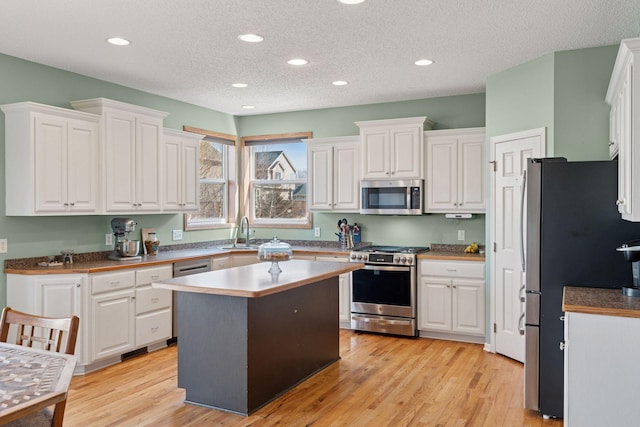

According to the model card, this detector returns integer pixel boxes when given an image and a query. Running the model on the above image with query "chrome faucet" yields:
[240,216,250,247]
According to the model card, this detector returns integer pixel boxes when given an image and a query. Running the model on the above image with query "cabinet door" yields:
[333,142,360,211]
[212,256,232,270]
[458,136,485,212]
[135,116,162,211]
[361,128,389,179]
[34,114,68,212]
[67,118,99,212]
[162,135,182,211]
[232,254,260,267]
[91,288,135,361]
[452,279,485,335]
[105,111,136,211]
[35,276,86,363]
[618,67,633,218]
[308,144,333,210]
[418,277,452,331]
[426,137,458,212]
[390,126,422,179]
[180,138,200,211]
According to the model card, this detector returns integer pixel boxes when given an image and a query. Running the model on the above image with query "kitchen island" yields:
[152,259,363,415]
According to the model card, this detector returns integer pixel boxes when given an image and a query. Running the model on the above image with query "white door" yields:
[491,128,544,362]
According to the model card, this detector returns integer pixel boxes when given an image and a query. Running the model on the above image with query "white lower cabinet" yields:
[231,254,261,267]
[90,270,136,361]
[6,273,88,365]
[418,260,485,342]
[134,266,173,347]
[564,312,640,426]
[314,255,352,327]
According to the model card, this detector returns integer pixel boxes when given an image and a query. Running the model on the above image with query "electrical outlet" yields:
[172,229,183,241]
[0,239,6,253]
[458,230,465,241]
[105,234,113,246]
[314,227,321,237]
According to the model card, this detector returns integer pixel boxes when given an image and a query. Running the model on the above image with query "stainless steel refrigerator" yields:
[524,158,640,418]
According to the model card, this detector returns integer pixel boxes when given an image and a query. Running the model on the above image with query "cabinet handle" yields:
[559,341,566,351]
[151,297,159,303]
[151,275,159,280]
[63,203,69,206]
[446,269,457,272]
[609,141,614,146]
[110,281,120,286]
[616,199,625,206]
[446,284,451,288]
[151,326,159,333]
[70,202,75,206]
[76,283,81,288]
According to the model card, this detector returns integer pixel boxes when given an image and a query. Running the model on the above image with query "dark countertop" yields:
[4,242,487,275]
[563,286,640,319]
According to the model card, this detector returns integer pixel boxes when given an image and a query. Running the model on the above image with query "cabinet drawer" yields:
[315,255,349,263]
[136,309,172,346]
[136,265,172,286]
[419,260,485,279]
[92,271,135,294]
[135,286,172,315]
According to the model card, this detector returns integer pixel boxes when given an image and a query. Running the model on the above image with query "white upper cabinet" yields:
[425,128,486,213]
[308,136,360,212]
[1,102,101,215]
[356,116,433,180]
[606,38,640,221]
[162,128,203,212]
[71,98,168,213]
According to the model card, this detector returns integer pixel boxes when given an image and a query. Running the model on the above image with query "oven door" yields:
[351,265,415,318]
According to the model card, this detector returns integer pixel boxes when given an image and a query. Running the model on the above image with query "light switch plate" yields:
[457,230,465,241]
[172,229,183,241]
[314,227,321,237]
[105,234,113,246]
[0,239,6,253]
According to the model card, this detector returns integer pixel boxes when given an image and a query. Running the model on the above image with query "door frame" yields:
[488,127,546,354]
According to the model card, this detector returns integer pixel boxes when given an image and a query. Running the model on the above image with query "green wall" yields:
[553,45,618,160]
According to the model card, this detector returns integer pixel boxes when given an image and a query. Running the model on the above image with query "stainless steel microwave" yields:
[360,179,423,215]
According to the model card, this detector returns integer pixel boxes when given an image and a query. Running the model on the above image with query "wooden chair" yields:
[0,307,80,427]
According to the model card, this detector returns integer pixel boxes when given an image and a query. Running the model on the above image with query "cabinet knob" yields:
[76,283,81,288]
[70,202,75,206]
[446,284,451,288]
[616,199,625,206]
[63,203,69,206]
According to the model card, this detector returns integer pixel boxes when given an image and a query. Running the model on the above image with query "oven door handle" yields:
[360,264,412,272]
[351,315,413,326]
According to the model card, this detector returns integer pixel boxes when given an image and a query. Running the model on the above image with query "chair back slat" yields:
[0,307,79,355]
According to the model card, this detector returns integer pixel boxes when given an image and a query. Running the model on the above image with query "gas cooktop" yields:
[352,245,430,254]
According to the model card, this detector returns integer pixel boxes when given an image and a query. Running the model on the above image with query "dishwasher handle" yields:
[173,259,212,277]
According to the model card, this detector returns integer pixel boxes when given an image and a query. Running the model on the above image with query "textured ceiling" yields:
[0,0,639,116]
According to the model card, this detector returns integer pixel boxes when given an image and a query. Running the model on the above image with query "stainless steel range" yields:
[349,245,429,337]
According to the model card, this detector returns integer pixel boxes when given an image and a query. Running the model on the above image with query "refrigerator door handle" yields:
[519,170,527,272]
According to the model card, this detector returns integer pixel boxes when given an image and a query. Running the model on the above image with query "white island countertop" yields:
[152,259,364,298]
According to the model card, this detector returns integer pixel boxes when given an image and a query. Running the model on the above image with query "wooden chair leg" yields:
[51,399,67,427]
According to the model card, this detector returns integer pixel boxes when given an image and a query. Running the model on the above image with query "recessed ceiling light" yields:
[287,58,308,66]
[337,0,366,4]
[238,34,264,43]
[232,83,248,88]
[107,37,131,46]
[415,59,434,66]
[332,80,348,86]
[241,105,255,109]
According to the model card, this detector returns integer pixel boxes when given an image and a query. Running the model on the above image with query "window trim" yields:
[241,132,312,229]
[183,126,238,231]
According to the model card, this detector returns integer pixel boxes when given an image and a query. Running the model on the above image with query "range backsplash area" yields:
[307,213,485,247]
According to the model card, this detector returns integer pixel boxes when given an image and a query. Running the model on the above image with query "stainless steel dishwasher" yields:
[171,258,212,342]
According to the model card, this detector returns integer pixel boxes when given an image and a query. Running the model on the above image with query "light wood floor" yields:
[64,331,563,426]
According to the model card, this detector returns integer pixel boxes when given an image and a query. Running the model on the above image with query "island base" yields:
[177,276,339,415]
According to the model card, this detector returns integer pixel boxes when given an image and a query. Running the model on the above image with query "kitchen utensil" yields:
[117,240,140,257]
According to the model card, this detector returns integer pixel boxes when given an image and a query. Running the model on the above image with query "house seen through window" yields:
[243,133,311,227]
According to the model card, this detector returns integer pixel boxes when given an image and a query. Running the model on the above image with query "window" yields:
[242,132,312,228]
[183,126,237,230]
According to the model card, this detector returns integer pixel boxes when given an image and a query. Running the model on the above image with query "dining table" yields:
[0,342,77,425]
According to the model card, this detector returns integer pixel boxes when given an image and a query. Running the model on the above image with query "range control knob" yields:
[357,255,364,260]
[394,257,400,263]
[407,258,413,264]
[400,257,407,263]
[350,254,357,260]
